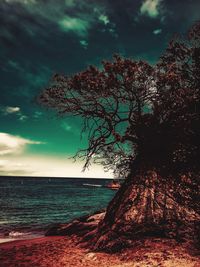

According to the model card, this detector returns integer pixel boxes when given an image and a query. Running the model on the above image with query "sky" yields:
[0,0,200,178]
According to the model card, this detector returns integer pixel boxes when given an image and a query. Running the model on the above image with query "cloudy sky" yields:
[0,0,200,177]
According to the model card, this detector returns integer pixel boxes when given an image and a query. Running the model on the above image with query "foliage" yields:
[39,56,155,173]
[39,22,200,183]
[155,22,200,175]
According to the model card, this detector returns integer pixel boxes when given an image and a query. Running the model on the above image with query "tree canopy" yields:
[39,22,200,180]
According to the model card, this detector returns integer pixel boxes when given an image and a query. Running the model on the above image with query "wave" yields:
[8,231,30,237]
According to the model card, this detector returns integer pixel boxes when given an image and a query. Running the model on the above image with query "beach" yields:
[0,177,199,266]
[0,235,199,267]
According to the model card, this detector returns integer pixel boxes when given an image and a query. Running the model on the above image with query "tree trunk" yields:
[91,171,200,252]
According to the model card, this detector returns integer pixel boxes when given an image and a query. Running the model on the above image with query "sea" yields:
[0,176,116,243]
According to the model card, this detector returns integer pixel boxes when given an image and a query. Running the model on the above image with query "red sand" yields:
[0,236,199,267]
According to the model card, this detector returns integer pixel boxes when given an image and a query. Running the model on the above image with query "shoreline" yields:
[0,210,199,266]
[0,235,199,267]
[0,228,46,244]
[0,233,45,244]
[0,236,64,249]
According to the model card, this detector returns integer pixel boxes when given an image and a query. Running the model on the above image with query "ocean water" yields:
[0,177,116,243]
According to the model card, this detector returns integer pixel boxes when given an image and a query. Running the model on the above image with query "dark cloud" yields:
[0,0,200,161]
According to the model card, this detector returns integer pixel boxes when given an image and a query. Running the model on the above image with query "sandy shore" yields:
[0,236,199,267]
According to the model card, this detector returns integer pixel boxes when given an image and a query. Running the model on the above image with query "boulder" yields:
[45,210,105,236]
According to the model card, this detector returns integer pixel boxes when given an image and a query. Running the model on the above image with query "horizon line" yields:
[0,175,113,179]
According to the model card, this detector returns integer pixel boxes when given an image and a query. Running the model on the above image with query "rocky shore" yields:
[45,209,105,238]
[0,210,199,267]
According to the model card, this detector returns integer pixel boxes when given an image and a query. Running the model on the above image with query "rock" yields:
[45,210,105,237]
[85,252,97,260]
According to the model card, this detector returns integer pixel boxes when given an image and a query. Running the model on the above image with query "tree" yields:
[39,23,200,251]
[155,22,200,212]
[40,57,155,171]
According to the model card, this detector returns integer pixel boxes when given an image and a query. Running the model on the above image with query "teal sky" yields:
[0,0,200,177]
